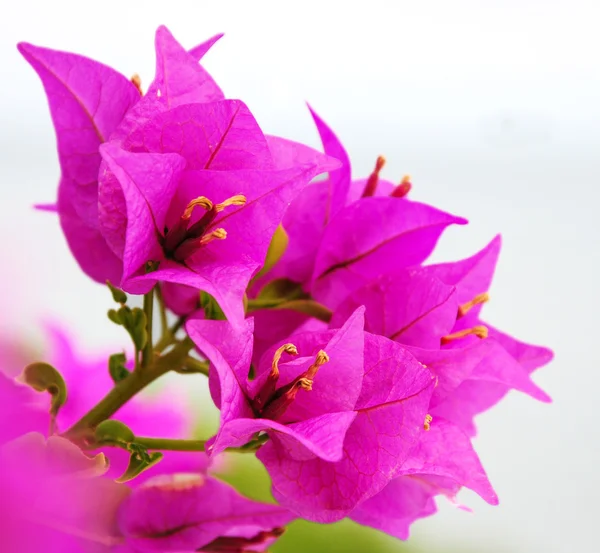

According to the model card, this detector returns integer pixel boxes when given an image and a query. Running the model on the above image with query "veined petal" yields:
[99,143,187,283]
[257,333,435,522]
[311,197,467,309]
[185,316,255,420]
[332,269,458,349]
[123,100,273,170]
[149,25,223,107]
[307,106,352,221]
[118,474,292,552]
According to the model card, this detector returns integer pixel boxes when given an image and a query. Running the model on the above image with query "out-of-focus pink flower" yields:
[0,372,128,552]
[116,473,294,552]
[187,308,435,522]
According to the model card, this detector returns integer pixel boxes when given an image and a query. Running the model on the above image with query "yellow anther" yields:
[458,292,490,318]
[424,414,433,431]
[271,343,298,377]
[305,350,329,379]
[441,325,489,345]
[215,194,247,212]
[373,156,386,175]
[183,196,214,219]
[199,228,227,245]
[297,377,313,391]
[131,74,142,95]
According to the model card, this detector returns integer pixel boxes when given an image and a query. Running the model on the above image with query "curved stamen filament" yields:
[362,156,386,197]
[199,228,227,245]
[458,293,490,318]
[271,343,299,378]
[305,350,330,379]
[441,325,488,345]
[215,194,247,212]
[182,196,214,220]
[391,175,412,198]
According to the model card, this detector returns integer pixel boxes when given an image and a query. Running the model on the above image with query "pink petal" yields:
[188,33,225,61]
[311,197,467,309]
[119,474,293,552]
[307,106,352,221]
[258,333,435,522]
[332,269,458,349]
[123,101,272,171]
[251,307,366,421]
[212,411,356,462]
[58,180,123,284]
[397,418,498,504]
[424,235,501,313]
[149,26,223,108]
[185,316,255,421]
[266,135,341,174]
[350,477,437,540]
[486,323,554,373]
[99,143,187,284]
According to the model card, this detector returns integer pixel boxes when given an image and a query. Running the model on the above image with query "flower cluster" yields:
[8,25,552,551]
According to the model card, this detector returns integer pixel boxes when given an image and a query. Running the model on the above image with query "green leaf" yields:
[108,308,123,325]
[108,353,129,382]
[95,419,135,446]
[22,362,67,417]
[106,280,128,304]
[129,308,148,351]
[116,448,163,483]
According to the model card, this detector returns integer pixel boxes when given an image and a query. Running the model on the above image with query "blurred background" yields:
[0,1,598,551]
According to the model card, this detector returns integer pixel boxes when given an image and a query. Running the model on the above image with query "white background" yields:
[0,1,598,551]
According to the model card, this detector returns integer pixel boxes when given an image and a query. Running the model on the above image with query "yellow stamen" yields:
[373,156,386,175]
[458,292,490,318]
[131,74,142,95]
[199,228,227,245]
[215,194,247,212]
[441,325,488,345]
[183,196,214,219]
[305,350,329,379]
[271,343,298,378]
[361,156,386,197]
[423,414,433,431]
[297,377,313,391]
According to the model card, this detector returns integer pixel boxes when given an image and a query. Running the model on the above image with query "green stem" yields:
[178,356,209,375]
[155,285,169,337]
[155,316,185,353]
[64,339,194,440]
[141,288,154,369]
[135,437,207,451]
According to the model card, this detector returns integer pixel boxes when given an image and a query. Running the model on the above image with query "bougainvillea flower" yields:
[253,108,411,289]
[350,419,498,540]
[187,308,435,521]
[331,236,551,435]
[116,473,293,552]
[99,132,329,323]
[20,25,233,285]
